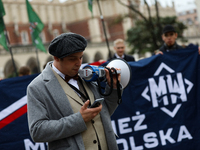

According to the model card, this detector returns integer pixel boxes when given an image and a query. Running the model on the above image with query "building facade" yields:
[177,8,200,46]
[196,0,200,23]
[140,1,176,18]
[0,0,137,78]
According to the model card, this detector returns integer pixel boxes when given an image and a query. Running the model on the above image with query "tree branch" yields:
[117,0,148,23]
[144,0,158,48]
[155,0,163,42]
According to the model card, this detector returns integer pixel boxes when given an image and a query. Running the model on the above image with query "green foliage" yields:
[126,16,187,54]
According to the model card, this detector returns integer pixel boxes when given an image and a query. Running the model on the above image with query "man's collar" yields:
[164,42,178,50]
[115,53,125,59]
[52,64,65,80]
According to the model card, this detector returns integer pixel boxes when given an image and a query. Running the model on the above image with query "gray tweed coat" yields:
[27,62,120,150]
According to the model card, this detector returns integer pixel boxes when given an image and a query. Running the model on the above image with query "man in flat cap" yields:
[27,32,122,150]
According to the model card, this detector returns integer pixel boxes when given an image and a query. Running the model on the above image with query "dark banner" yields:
[0,74,48,150]
[111,46,200,150]
[0,47,200,150]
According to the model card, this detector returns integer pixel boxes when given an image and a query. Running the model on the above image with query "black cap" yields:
[48,32,87,58]
[162,25,176,34]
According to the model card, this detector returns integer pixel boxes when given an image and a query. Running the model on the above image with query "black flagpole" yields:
[35,47,41,73]
[96,0,112,59]
[30,23,41,73]
[2,17,18,77]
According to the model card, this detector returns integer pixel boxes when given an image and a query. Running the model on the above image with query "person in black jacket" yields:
[155,25,183,55]
[109,39,135,62]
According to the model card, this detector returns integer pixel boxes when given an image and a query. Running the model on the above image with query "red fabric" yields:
[89,60,106,66]
[0,104,27,129]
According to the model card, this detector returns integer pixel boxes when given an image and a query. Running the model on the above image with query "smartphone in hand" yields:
[89,98,104,108]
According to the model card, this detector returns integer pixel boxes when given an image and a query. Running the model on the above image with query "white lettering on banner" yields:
[24,139,46,150]
[144,132,158,148]
[177,125,193,142]
[118,117,132,134]
[117,139,129,150]
[129,136,144,150]
[117,113,148,135]
[149,76,167,107]
[114,123,193,149]
[132,112,147,131]
[149,73,187,108]
[159,128,175,145]
[141,63,193,117]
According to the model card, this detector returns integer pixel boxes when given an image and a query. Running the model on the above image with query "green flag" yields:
[0,0,5,17]
[88,0,93,14]
[34,36,46,53]
[0,0,8,51]
[26,0,46,53]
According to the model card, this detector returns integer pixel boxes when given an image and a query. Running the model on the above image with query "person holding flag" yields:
[27,32,122,150]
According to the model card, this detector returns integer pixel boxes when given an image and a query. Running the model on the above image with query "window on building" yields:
[187,18,193,25]
[21,31,29,45]
[189,10,194,14]
[53,29,59,38]
[181,12,186,15]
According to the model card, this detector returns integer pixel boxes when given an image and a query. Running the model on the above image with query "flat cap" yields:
[162,25,176,34]
[49,32,87,58]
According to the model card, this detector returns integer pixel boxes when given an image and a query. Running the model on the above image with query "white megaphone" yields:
[106,59,132,89]
[79,58,132,89]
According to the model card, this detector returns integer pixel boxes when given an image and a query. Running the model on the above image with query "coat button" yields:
[93,140,97,144]
[91,120,95,124]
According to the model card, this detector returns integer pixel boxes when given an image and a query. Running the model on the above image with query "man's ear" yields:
[54,56,59,62]
[175,33,178,39]
[113,46,117,51]
[161,34,164,41]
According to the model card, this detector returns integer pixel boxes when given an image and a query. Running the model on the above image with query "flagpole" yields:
[1,17,18,77]
[31,33,41,73]
[26,0,46,73]
[96,0,112,59]
[35,47,41,73]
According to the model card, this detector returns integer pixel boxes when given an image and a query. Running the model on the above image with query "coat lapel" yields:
[43,62,96,118]
[53,71,84,106]
[42,62,75,117]
[81,78,95,103]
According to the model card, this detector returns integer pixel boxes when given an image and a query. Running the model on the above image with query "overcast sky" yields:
[59,0,196,13]
[146,0,196,12]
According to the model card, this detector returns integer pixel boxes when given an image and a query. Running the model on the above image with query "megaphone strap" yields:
[111,67,122,104]
[97,67,113,96]
[68,77,90,103]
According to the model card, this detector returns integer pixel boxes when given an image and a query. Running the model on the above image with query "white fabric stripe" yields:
[0,95,27,121]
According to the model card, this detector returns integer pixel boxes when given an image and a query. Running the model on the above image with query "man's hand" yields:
[105,67,121,89]
[80,100,102,122]
[198,47,200,55]
[154,50,163,55]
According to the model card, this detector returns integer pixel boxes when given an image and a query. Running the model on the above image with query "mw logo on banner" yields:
[142,63,193,118]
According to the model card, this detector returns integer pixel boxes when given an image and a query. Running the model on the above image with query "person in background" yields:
[155,24,183,55]
[109,38,135,62]
[27,32,122,150]
[155,24,200,55]
[18,66,31,76]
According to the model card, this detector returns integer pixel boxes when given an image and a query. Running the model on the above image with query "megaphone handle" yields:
[111,68,122,104]
[97,67,113,96]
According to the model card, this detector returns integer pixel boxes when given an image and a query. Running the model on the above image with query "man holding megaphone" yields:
[27,32,122,150]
